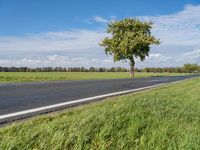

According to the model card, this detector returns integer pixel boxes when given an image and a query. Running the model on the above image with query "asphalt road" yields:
[0,75,198,123]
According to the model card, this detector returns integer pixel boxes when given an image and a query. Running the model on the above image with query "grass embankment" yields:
[1,78,200,149]
[0,72,185,82]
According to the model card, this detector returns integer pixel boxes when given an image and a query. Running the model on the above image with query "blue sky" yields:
[0,0,200,68]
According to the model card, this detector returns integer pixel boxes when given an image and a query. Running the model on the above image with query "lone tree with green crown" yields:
[100,18,160,78]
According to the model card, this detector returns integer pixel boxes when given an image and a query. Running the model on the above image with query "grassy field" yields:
[0,72,186,82]
[0,77,200,149]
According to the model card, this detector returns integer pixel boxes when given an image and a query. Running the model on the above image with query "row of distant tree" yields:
[0,64,199,73]
[0,67,129,72]
[142,64,200,73]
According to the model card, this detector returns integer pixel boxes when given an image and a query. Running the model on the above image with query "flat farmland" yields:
[0,72,187,82]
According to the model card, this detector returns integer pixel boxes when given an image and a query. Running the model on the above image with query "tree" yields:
[183,64,198,73]
[100,18,160,78]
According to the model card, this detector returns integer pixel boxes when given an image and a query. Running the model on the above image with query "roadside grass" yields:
[0,78,200,149]
[0,72,186,82]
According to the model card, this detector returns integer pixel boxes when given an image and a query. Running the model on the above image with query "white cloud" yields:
[0,30,107,52]
[141,4,200,47]
[88,16,117,24]
[93,16,108,23]
[146,53,172,62]
[134,53,173,68]
[0,55,126,68]
[180,49,200,64]
[0,29,112,67]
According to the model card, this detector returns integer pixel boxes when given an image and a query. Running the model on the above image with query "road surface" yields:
[0,75,198,124]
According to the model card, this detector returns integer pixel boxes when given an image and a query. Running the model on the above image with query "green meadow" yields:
[0,72,186,82]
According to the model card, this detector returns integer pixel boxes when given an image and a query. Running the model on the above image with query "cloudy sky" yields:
[0,0,200,68]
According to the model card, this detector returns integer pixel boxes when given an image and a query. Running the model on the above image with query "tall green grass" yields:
[1,78,200,149]
[0,72,186,82]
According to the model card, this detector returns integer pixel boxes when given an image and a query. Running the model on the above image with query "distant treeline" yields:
[0,64,199,73]
[0,67,129,72]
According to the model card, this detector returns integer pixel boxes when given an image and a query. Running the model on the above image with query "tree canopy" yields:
[100,18,160,77]
[183,64,199,73]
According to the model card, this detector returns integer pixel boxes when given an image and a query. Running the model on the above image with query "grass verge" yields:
[1,78,200,149]
[0,72,186,82]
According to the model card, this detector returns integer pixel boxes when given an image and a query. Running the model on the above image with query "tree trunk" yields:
[129,58,135,78]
